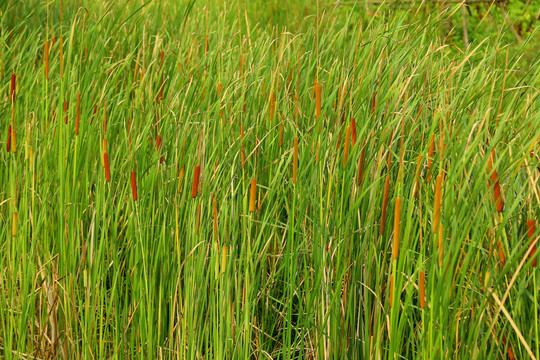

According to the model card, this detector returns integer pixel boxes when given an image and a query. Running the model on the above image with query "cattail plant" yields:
[44,40,49,80]
[131,170,138,201]
[249,178,256,212]
[419,270,425,309]
[103,152,111,182]
[7,125,12,152]
[527,219,537,267]
[221,246,228,274]
[293,136,298,184]
[192,165,201,198]
[10,73,15,103]
[392,197,401,260]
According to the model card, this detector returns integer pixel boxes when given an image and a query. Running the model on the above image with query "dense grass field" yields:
[1,0,540,359]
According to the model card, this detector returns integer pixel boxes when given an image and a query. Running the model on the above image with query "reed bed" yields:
[1,1,539,359]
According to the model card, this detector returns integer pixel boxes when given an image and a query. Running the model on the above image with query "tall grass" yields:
[1,0,539,359]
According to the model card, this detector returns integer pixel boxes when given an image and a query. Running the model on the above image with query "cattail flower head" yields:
[419,271,425,309]
[103,152,111,182]
[249,178,256,212]
[10,74,16,103]
[192,165,201,198]
[12,212,18,237]
[131,170,138,201]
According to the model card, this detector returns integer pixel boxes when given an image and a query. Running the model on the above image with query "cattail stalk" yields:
[131,170,138,201]
[192,165,201,198]
[293,136,298,184]
[75,92,81,135]
[392,197,401,260]
[103,152,111,182]
[419,270,425,309]
[343,126,350,167]
[249,178,256,212]
[527,219,537,267]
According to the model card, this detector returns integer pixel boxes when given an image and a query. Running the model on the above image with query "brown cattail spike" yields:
[10,74,16,103]
[44,40,50,80]
[293,136,298,184]
[491,170,504,212]
[7,125,12,152]
[419,271,425,309]
[315,81,321,119]
[12,212,18,237]
[249,178,256,212]
[392,197,401,260]
[131,170,138,201]
[527,219,537,267]
[103,152,111,182]
[192,165,201,198]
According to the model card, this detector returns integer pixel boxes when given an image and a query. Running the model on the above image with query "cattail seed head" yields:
[131,170,138,201]
[249,178,256,212]
[392,197,401,260]
[279,121,284,148]
[63,100,69,124]
[192,165,201,198]
[10,74,16,103]
[44,40,50,80]
[7,125,12,152]
[221,246,228,274]
[103,152,111,182]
